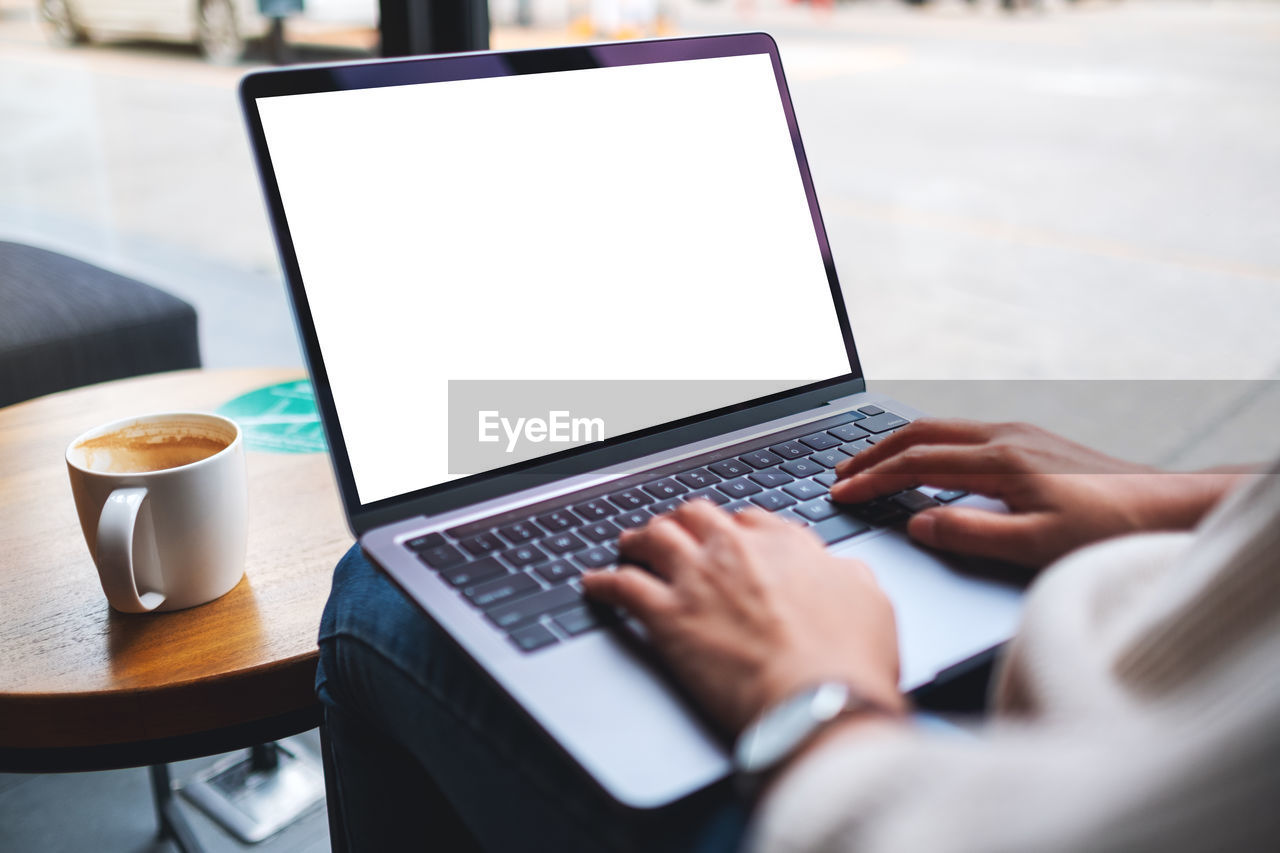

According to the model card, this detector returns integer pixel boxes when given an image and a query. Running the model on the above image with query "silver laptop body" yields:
[240,33,1023,809]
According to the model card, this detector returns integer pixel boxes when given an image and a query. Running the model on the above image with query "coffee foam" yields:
[76,423,232,474]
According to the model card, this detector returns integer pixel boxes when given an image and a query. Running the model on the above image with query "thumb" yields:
[907,507,1049,568]
[580,567,676,625]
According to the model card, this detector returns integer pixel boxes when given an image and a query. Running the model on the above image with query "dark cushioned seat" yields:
[0,241,201,407]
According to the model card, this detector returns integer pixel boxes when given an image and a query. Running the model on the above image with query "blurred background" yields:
[3,0,1278,382]
[2,0,1279,848]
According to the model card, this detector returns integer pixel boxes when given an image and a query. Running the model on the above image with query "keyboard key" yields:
[502,543,547,567]
[708,458,752,478]
[416,543,467,570]
[793,499,839,522]
[581,520,622,543]
[509,623,559,652]
[572,499,615,521]
[608,488,654,511]
[405,532,445,552]
[893,490,940,513]
[573,546,616,569]
[781,458,824,478]
[676,468,721,489]
[934,489,969,503]
[465,573,540,608]
[853,499,908,526]
[739,449,784,470]
[783,480,827,501]
[460,532,504,557]
[642,479,688,500]
[809,450,846,468]
[839,440,871,457]
[724,500,755,514]
[497,520,543,545]
[751,491,797,512]
[768,440,810,460]
[649,498,683,515]
[553,606,607,637]
[442,555,507,587]
[542,531,587,555]
[799,431,842,451]
[749,469,794,488]
[717,477,763,499]
[828,422,869,442]
[535,509,579,533]
[814,471,838,487]
[615,509,652,529]
[487,585,582,630]
[536,560,580,584]
[687,488,730,507]
[857,412,910,434]
[811,513,871,545]
[857,405,884,416]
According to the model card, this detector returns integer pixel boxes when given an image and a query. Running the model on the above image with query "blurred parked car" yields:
[37,0,273,63]
[34,0,376,64]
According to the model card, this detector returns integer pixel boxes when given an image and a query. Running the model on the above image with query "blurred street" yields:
[3,0,1278,380]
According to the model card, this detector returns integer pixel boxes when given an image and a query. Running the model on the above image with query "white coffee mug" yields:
[66,412,248,613]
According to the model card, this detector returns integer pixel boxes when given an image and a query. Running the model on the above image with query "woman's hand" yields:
[580,500,906,736]
[831,419,1243,570]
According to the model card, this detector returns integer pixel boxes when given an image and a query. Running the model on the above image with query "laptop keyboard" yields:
[403,406,968,654]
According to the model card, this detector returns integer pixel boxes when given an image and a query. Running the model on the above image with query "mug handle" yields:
[96,487,166,613]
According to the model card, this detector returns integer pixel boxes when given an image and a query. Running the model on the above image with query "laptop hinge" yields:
[823,385,868,409]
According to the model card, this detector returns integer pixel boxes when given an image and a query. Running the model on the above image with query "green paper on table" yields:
[217,379,327,454]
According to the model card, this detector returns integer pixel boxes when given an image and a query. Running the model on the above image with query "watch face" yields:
[736,683,851,773]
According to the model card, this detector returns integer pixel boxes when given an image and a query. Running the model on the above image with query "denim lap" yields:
[316,543,748,853]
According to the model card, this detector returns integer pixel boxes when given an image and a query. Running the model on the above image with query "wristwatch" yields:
[733,682,894,792]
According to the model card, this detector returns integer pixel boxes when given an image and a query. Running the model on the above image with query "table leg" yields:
[177,736,326,843]
[150,763,205,853]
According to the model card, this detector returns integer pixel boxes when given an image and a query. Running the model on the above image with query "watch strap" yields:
[732,682,898,797]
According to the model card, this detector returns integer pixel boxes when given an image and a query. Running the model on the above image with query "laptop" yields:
[239,33,1023,810]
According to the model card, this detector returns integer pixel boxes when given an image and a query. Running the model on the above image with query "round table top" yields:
[0,369,353,751]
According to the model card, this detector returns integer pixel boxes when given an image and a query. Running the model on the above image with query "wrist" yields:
[779,710,898,778]
[1136,471,1243,531]
[749,694,905,798]
[734,679,905,797]
[755,664,905,729]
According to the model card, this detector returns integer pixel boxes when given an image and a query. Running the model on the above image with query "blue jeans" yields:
[316,544,750,852]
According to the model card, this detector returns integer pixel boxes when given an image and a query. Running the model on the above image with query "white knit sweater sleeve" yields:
[747,468,1280,853]
[747,703,1279,853]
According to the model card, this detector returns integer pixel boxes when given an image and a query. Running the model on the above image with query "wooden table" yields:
[0,368,352,772]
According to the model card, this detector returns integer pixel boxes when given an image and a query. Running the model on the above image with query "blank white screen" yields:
[257,52,851,505]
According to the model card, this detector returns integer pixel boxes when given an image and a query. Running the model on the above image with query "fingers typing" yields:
[835,418,996,479]
[617,515,698,579]
[907,507,1048,566]
[831,444,1015,504]
[580,567,676,624]
[671,498,738,541]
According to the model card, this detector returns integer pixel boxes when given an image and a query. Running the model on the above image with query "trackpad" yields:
[831,531,1024,689]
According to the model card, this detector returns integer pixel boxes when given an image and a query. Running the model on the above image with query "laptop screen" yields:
[254,50,852,506]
